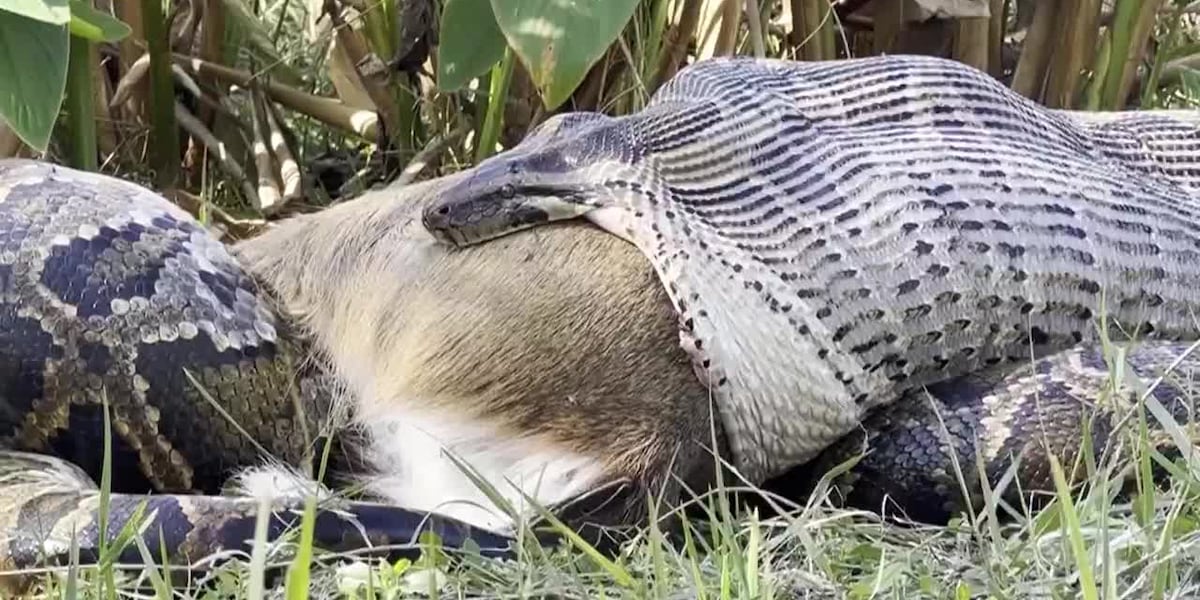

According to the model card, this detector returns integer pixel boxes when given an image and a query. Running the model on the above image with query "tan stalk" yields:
[1113,0,1164,109]
[1044,0,1102,108]
[653,0,704,91]
[173,55,380,140]
[816,0,837,59]
[249,90,283,214]
[714,0,741,57]
[115,0,145,72]
[744,0,765,57]
[110,53,152,108]
[325,37,379,111]
[872,1,905,56]
[695,0,731,60]
[92,50,119,160]
[144,0,181,187]
[322,0,402,140]
[263,98,309,197]
[200,0,223,74]
[264,97,302,201]
[987,0,1005,77]
[790,0,836,61]
[113,0,146,130]
[173,102,260,207]
[181,0,209,176]
[394,121,471,186]
[171,0,202,52]
[502,62,538,144]
[193,0,225,168]
[1010,0,1061,100]
[952,16,990,72]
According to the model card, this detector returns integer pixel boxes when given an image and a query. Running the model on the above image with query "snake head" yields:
[422,163,589,248]
[423,118,633,248]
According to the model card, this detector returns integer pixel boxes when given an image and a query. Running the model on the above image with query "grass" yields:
[7,4,1200,599]
[5,338,1200,599]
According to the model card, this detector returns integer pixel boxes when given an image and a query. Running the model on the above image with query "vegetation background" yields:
[2,0,1200,597]
[3,0,1199,241]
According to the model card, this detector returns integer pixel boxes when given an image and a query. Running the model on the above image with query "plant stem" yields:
[1142,3,1183,108]
[744,0,765,57]
[652,0,702,92]
[361,0,395,60]
[1099,0,1157,109]
[65,34,97,171]
[476,47,514,163]
[143,0,179,187]
[643,0,671,84]
[1011,0,1060,100]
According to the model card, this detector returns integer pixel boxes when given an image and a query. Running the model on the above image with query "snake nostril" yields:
[436,205,450,215]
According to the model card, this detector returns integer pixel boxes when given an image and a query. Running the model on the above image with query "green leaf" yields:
[490,0,640,110]
[1163,44,1200,64]
[0,9,68,151]
[0,0,68,24]
[436,0,506,91]
[68,0,130,42]
[1180,68,1200,104]
[955,582,971,600]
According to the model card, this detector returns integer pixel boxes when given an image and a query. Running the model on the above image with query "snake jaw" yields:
[424,183,599,248]
[425,214,544,248]
[423,195,552,248]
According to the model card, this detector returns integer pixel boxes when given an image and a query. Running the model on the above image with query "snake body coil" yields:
[0,159,517,577]
[5,54,1200,579]
[423,55,1200,486]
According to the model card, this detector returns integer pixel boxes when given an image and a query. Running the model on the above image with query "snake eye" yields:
[499,183,516,199]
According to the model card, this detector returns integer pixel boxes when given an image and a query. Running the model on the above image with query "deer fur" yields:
[234,173,730,537]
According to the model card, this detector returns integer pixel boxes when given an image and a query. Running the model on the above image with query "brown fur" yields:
[234,173,731,534]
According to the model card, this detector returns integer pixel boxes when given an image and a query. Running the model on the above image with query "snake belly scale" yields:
[423,54,1200,483]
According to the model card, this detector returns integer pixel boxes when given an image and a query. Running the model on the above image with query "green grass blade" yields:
[1049,453,1098,600]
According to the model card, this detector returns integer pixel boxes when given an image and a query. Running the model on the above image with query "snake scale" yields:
[423,55,1200,490]
[0,159,517,579]
[3,53,1200,581]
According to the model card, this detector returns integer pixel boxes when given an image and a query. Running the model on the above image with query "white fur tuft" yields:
[228,463,335,504]
[357,405,608,534]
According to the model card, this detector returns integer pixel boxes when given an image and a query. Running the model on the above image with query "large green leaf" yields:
[490,0,640,110]
[68,0,130,42]
[0,0,67,24]
[436,0,506,91]
[0,8,68,151]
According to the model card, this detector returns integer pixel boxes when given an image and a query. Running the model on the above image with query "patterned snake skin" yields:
[3,51,1200,577]
[422,55,1200,486]
[0,159,518,575]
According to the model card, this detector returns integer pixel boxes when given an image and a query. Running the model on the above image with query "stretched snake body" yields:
[423,55,1200,487]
